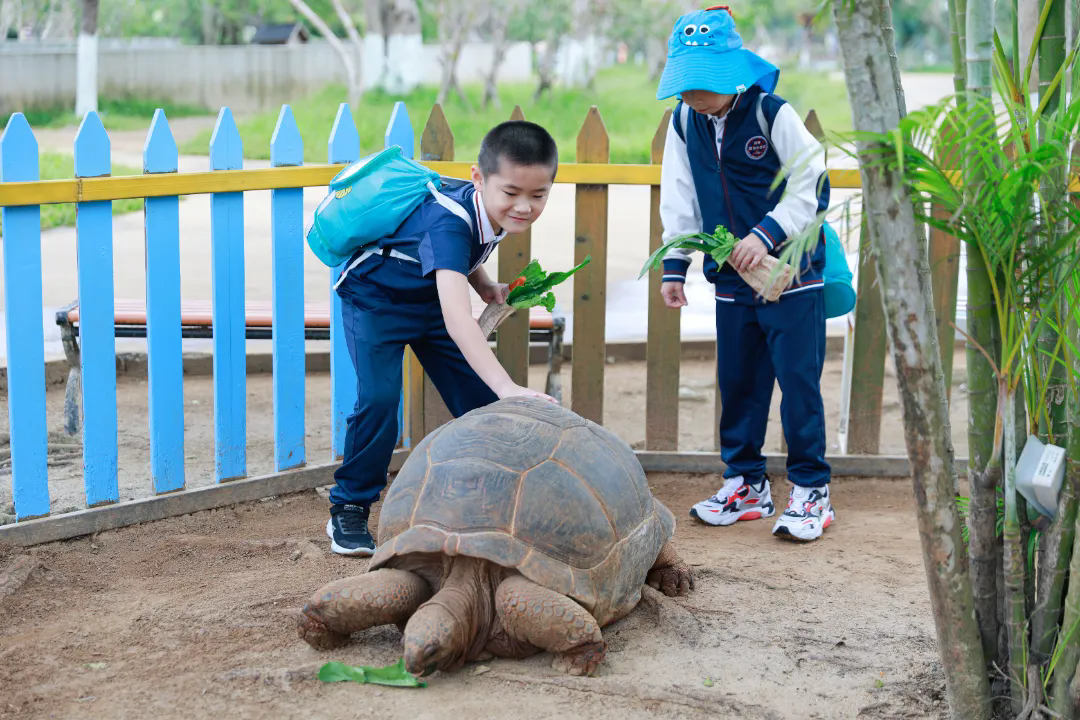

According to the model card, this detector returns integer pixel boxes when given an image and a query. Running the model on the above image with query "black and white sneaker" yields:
[326,504,377,556]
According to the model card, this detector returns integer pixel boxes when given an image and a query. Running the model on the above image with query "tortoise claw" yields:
[646,564,694,597]
[551,641,606,676]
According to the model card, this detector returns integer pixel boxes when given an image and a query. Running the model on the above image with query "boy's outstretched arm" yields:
[436,269,555,403]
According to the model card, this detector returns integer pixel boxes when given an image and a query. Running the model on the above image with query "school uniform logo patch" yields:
[745,135,769,160]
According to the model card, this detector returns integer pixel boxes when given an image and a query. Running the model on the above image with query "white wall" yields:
[0,39,535,114]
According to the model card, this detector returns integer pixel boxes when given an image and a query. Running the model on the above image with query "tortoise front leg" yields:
[646,542,694,597]
[494,575,606,676]
[297,569,431,650]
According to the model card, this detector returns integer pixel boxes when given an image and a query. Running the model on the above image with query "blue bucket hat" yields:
[656,6,779,100]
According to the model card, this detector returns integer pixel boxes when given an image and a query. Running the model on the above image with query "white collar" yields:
[474,190,507,245]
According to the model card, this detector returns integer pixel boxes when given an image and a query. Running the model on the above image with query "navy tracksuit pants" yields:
[716,290,830,488]
[329,281,497,508]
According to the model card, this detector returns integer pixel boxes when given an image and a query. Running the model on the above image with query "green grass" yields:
[0,152,143,237]
[2,95,212,133]
[180,65,852,165]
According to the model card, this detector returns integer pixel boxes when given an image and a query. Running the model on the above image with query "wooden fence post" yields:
[496,106,533,388]
[847,214,886,453]
[269,106,307,472]
[1,114,50,519]
[144,110,189,489]
[418,104,456,435]
[572,108,610,424]
[73,111,120,505]
[779,109,827,455]
[646,109,680,450]
[209,107,247,482]
[328,103,360,459]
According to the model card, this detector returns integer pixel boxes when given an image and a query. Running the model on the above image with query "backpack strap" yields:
[754,91,772,141]
[673,100,690,143]
[427,180,475,232]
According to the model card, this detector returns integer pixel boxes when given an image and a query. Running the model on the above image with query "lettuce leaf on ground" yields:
[317,659,427,688]
[507,255,592,312]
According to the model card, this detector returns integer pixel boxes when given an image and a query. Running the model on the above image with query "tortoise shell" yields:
[369,397,675,625]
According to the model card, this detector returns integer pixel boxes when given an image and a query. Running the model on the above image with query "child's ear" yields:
[470,164,484,192]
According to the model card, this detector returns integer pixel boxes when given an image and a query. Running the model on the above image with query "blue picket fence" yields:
[0,101,420,522]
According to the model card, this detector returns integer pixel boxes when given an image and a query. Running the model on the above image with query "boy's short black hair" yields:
[477,121,559,179]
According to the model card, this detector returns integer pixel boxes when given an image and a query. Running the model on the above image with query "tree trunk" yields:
[75,0,98,117]
[534,34,559,101]
[330,0,365,107]
[288,0,362,110]
[1050,278,1080,716]
[482,2,518,110]
[435,1,476,111]
[832,2,993,718]
[963,0,1007,678]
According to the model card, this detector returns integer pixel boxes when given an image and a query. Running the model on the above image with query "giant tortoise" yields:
[296,397,693,677]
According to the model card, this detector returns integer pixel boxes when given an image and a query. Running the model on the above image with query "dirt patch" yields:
[1,474,945,720]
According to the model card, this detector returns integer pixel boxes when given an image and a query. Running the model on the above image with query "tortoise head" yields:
[402,599,468,676]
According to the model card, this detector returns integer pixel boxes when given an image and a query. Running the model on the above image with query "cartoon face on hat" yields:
[656,6,779,101]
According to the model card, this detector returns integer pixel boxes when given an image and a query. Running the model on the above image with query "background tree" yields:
[75,0,98,117]
[430,0,479,110]
[479,0,522,110]
[287,0,364,108]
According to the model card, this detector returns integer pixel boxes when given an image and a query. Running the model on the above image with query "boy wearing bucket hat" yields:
[656,5,835,541]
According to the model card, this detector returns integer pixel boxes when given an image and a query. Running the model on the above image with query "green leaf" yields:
[507,256,591,310]
[703,677,714,687]
[317,659,427,688]
[637,226,739,280]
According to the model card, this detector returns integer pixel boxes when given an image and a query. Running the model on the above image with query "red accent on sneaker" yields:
[823,515,833,529]
[741,511,762,521]
[746,497,759,505]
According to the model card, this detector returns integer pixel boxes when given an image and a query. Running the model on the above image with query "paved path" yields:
[1,73,961,364]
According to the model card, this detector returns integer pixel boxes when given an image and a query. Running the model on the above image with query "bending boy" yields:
[328,122,559,556]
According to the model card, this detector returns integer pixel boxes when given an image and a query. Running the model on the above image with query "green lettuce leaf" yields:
[317,659,427,688]
[507,255,591,311]
[637,226,739,279]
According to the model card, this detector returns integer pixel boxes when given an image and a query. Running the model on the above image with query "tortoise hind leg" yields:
[494,575,606,676]
[297,569,431,650]
[646,541,695,597]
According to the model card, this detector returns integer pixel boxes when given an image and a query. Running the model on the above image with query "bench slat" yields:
[61,297,558,331]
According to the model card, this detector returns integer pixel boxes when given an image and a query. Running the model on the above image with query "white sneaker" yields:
[690,476,775,527]
[772,485,835,541]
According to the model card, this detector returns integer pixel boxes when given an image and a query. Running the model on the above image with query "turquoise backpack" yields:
[306,145,449,269]
[677,97,857,319]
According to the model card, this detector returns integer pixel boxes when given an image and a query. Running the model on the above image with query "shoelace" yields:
[710,480,745,505]
[338,509,370,535]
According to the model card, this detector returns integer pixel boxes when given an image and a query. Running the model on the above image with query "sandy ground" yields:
[0,473,948,720]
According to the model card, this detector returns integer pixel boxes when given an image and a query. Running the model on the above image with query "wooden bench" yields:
[55,298,565,435]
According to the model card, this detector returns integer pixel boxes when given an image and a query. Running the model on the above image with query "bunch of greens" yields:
[638,226,739,279]
[507,255,592,312]
[317,658,427,688]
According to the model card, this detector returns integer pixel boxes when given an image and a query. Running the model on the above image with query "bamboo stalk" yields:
[1003,383,1030,716]
[965,0,1006,674]
[1050,279,1080,716]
